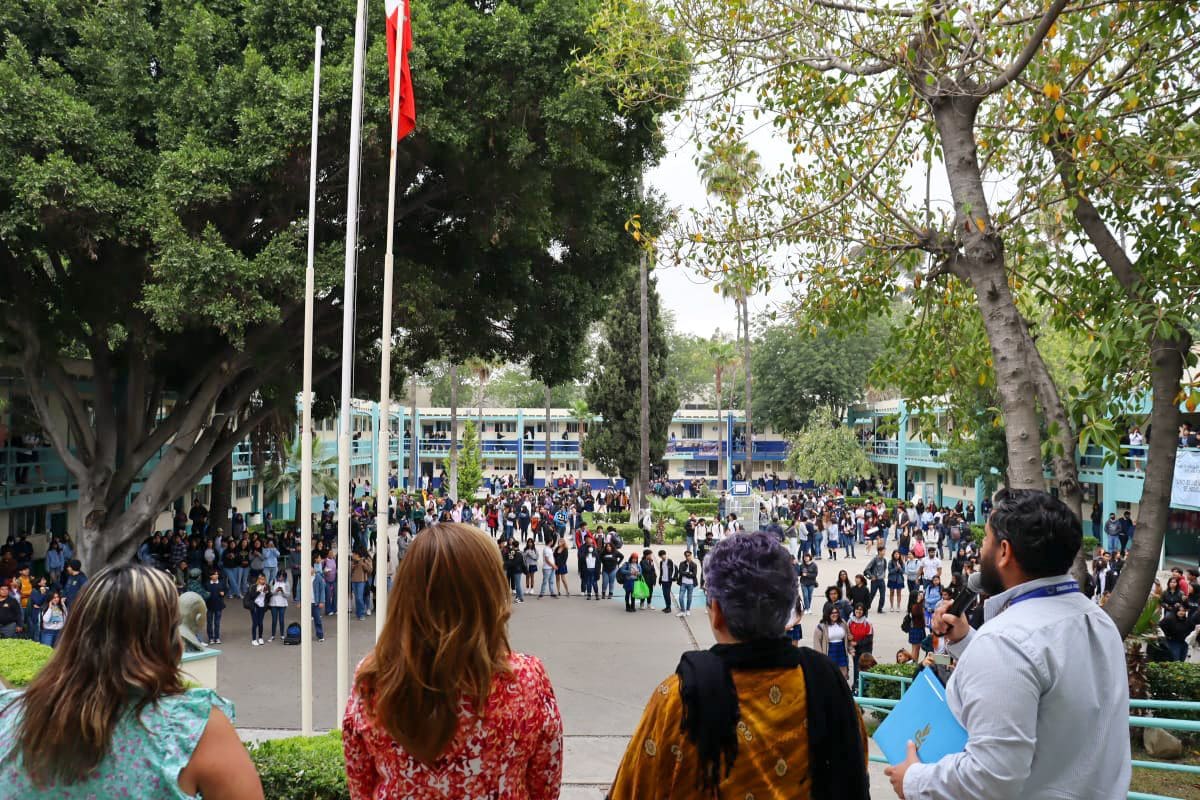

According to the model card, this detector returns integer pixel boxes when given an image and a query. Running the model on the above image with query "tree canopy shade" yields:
[583,271,678,482]
[0,0,676,568]
[785,412,875,488]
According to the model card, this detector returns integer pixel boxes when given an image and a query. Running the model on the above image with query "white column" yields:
[299,24,323,737]
[336,0,369,725]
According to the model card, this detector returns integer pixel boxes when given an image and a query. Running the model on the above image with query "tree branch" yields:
[980,0,1072,96]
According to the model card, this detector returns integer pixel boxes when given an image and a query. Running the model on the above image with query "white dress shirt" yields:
[903,574,1130,800]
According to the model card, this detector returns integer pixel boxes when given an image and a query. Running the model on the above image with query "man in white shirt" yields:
[920,553,941,587]
[887,489,1130,800]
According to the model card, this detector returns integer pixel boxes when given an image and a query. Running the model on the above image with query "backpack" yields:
[616,563,632,584]
[913,540,926,558]
[901,613,913,633]
[283,621,302,645]
[242,593,255,610]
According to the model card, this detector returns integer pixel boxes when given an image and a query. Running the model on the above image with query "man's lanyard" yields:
[1005,580,1080,610]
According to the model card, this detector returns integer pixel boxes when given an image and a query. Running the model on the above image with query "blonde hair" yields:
[12,563,185,786]
[355,523,511,763]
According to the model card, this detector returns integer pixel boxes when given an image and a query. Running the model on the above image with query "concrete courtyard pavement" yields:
[221,538,901,797]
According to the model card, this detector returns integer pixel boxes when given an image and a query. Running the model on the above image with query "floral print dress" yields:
[343,652,563,799]
[0,688,233,799]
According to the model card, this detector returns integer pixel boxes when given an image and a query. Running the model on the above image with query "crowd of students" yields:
[0,532,86,647]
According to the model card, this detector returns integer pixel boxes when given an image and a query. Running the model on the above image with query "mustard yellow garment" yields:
[610,666,868,800]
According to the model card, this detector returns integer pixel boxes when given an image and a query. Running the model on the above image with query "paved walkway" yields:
[222,539,905,796]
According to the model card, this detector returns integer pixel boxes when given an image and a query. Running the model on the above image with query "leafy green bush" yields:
[1081,535,1099,553]
[248,730,348,799]
[970,524,987,546]
[859,662,917,700]
[1146,662,1200,735]
[0,640,54,688]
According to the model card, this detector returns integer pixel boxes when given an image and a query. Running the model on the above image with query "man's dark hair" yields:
[988,489,1081,578]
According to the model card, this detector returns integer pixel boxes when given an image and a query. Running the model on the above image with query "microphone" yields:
[946,572,983,618]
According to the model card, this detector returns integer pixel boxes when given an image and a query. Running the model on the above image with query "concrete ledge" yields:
[181,648,219,689]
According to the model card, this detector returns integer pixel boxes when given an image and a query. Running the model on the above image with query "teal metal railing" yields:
[854,671,1200,800]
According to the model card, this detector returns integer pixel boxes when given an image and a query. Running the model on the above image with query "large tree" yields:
[584,0,1196,635]
[751,319,885,435]
[584,270,679,486]
[0,0,673,568]
[786,411,876,489]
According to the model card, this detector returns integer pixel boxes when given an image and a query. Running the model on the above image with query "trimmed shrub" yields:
[586,511,629,524]
[0,640,54,688]
[246,519,297,537]
[970,524,987,546]
[1147,662,1200,727]
[677,499,719,516]
[248,730,348,799]
[1081,535,1100,553]
[858,662,917,701]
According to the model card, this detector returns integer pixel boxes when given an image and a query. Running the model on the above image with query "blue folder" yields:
[872,668,969,765]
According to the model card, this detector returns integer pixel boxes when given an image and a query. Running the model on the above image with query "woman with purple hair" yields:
[610,531,868,800]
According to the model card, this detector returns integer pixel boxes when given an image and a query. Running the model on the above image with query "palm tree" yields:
[464,357,496,431]
[708,339,739,491]
[258,434,339,524]
[569,398,591,479]
[700,143,761,483]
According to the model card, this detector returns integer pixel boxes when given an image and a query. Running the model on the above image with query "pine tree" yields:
[584,273,679,483]
[446,420,484,501]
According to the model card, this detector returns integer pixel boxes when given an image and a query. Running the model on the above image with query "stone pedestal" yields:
[181,649,220,689]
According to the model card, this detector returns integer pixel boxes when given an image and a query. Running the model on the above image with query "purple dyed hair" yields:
[703,531,798,641]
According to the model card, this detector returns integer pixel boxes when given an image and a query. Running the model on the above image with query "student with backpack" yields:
[638,551,657,610]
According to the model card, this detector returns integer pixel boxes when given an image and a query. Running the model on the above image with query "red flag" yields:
[384,0,415,140]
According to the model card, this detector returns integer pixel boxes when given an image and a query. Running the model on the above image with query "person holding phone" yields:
[886,490,1129,800]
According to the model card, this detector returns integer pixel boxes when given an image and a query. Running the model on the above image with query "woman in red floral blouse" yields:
[342,523,563,799]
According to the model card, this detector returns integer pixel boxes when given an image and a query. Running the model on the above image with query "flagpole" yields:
[375,1,405,641]
[336,0,369,726]
[300,24,323,738]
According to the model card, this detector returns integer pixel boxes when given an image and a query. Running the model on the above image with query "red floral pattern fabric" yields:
[342,652,563,799]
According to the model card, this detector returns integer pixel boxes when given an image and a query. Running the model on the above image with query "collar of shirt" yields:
[982,573,1075,623]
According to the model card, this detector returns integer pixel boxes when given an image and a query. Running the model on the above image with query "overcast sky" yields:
[646,129,780,339]
[646,109,968,340]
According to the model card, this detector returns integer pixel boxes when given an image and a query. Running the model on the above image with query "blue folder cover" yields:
[872,668,968,765]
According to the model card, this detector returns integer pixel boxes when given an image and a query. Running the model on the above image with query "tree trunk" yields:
[409,377,418,491]
[932,98,1045,489]
[544,383,553,489]
[210,455,233,538]
[639,251,651,513]
[1105,334,1189,636]
[741,291,753,482]
[449,363,459,501]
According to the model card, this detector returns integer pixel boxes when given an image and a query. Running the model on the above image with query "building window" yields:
[8,506,46,537]
[235,481,251,500]
[683,423,702,439]
[566,422,580,433]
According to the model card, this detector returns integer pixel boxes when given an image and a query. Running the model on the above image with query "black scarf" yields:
[675,639,870,800]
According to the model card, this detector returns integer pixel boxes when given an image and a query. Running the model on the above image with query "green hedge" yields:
[246,519,297,537]
[677,499,719,515]
[0,640,54,688]
[586,511,630,524]
[597,522,687,546]
[248,730,348,799]
[1147,662,1200,731]
[858,663,917,701]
